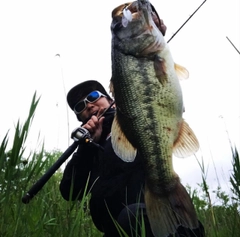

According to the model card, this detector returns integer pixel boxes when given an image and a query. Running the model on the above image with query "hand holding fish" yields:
[159,19,167,36]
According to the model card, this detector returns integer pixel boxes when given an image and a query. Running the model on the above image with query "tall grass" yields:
[189,147,240,237]
[1,94,240,236]
[0,93,101,237]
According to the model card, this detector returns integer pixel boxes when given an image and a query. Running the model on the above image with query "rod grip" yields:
[22,141,79,204]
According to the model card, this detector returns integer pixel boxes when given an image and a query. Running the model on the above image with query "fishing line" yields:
[226,36,240,54]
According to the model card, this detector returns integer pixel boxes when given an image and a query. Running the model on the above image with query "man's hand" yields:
[160,19,167,36]
[83,115,105,142]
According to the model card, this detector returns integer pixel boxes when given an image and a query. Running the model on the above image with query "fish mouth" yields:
[111,1,162,31]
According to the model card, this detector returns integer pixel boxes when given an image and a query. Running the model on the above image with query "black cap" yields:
[67,80,111,111]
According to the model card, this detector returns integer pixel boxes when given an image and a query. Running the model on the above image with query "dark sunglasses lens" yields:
[87,91,100,102]
[74,101,85,113]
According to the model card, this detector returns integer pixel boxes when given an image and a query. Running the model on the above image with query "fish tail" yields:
[144,180,199,237]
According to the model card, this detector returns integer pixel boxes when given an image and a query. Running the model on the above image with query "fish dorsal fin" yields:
[174,63,189,80]
[173,120,199,158]
[111,116,137,162]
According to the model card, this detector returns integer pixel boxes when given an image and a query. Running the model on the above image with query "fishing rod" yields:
[167,0,207,43]
[55,54,71,147]
[226,36,240,55]
[22,101,115,204]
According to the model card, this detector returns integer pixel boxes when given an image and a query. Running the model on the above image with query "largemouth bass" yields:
[110,1,201,236]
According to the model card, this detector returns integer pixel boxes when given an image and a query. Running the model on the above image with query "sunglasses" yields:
[74,90,107,114]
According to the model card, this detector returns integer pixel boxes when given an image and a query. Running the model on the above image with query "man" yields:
[60,80,150,236]
[59,80,205,237]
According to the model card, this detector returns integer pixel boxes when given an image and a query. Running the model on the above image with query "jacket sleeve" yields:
[59,143,98,201]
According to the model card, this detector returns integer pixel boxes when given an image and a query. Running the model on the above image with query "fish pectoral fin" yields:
[111,116,137,162]
[174,63,189,80]
[173,120,199,158]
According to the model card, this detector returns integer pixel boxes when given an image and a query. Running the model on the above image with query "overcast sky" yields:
[0,0,239,200]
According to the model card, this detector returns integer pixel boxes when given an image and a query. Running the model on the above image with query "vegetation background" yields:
[1,95,239,237]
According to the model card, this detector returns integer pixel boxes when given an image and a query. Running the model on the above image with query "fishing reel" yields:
[71,127,104,151]
[71,127,91,143]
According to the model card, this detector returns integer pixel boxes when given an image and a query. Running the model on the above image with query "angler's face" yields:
[78,97,112,122]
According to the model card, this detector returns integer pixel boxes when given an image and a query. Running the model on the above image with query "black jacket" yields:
[59,109,145,234]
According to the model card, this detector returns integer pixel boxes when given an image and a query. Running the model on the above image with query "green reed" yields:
[1,93,239,237]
